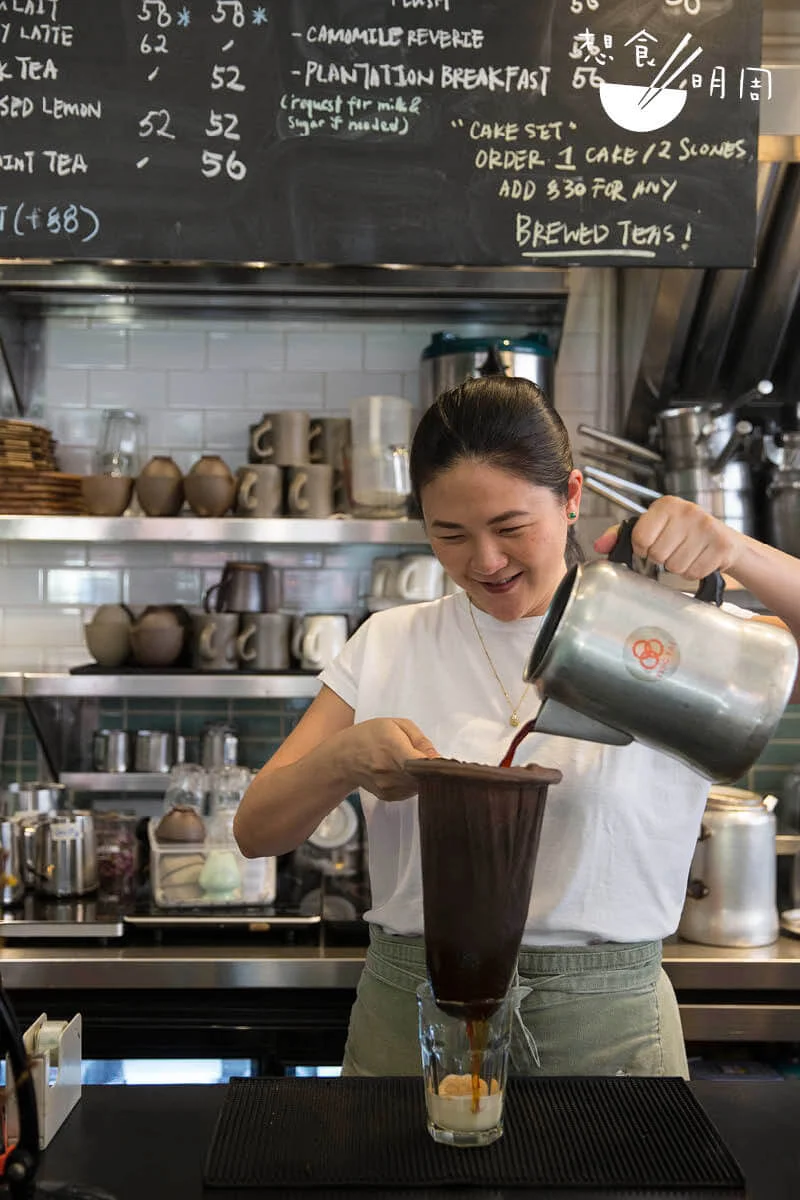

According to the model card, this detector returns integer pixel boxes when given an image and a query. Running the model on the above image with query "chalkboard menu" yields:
[0,0,766,267]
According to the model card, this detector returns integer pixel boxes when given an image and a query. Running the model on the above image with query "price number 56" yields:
[202,108,246,179]
[201,149,247,180]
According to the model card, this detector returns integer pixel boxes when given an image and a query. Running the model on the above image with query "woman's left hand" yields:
[593,495,743,580]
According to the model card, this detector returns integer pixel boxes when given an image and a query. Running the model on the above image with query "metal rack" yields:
[0,515,428,545]
[59,772,171,794]
[2,672,320,699]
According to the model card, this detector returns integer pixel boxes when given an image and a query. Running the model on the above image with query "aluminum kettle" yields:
[523,518,798,782]
[678,786,779,947]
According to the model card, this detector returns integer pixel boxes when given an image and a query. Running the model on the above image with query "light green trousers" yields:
[341,925,689,1079]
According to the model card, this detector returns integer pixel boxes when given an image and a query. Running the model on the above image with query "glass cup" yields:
[161,762,208,814]
[207,765,253,816]
[95,409,147,477]
[416,979,513,1148]
[94,812,140,901]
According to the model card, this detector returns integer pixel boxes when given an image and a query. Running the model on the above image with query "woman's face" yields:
[421,460,583,621]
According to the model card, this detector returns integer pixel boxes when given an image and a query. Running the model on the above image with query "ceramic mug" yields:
[192,612,240,671]
[369,556,402,599]
[292,614,348,670]
[204,563,275,614]
[249,411,310,466]
[236,613,291,671]
[393,555,444,602]
[235,464,283,518]
[308,417,351,470]
[285,464,334,518]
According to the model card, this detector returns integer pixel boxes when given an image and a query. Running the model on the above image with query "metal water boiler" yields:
[419,331,555,411]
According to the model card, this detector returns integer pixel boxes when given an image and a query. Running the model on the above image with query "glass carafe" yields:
[96,409,146,476]
[348,395,413,518]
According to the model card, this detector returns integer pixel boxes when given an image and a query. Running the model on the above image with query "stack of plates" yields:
[0,418,58,471]
[0,466,87,514]
[0,419,87,513]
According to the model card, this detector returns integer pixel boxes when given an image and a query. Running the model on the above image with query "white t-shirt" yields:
[320,593,719,947]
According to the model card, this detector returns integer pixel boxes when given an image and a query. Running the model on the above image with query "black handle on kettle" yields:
[608,517,725,606]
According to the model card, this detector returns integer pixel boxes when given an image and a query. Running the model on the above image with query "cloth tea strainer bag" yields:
[407,759,562,1020]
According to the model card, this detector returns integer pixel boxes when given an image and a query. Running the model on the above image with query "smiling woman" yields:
[234,374,800,1083]
[411,382,583,621]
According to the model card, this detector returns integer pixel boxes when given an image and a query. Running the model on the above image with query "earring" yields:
[567,511,578,520]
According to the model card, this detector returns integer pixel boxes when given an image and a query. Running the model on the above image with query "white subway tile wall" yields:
[1,272,790,793]
[2,267,617,674]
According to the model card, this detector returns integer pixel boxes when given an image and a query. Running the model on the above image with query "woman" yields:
[234,376,800,1078]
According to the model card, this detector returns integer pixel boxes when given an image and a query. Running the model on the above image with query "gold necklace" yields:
[468,598,532,727]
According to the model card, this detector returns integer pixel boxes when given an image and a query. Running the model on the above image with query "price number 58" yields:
[138,0,171,54]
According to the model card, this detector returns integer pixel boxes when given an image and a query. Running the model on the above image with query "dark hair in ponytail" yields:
[410,376,584,566]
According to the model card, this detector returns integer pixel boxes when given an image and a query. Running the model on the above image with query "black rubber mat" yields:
[203,1075,745,1191]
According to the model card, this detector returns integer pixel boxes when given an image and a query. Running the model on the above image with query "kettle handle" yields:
[608,517,725,606]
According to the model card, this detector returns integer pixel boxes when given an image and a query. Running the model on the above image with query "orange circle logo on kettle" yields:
[623,626,680,681]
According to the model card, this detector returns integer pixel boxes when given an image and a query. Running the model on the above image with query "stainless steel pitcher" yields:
[30,810,98,898]
[0,818,25,907]
[523,518,798,782]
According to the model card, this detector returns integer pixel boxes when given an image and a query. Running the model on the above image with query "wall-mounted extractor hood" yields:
[0,263,570,417]
[620,61,800,441]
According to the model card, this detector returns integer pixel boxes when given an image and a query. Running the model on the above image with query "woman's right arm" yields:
[233,684,439,858]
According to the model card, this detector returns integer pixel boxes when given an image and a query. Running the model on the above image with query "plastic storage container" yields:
[148,818,276,908]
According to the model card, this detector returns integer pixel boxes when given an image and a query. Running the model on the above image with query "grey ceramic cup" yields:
[236,613,291,671]
[249,411,310,466]
[308,417,351,470]
[285,463,334,518]
[235,464,283,517]
[81,474,135,517]
[192,612,240,671]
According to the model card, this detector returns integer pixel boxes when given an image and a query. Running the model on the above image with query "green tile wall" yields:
[0,696,303,784]
[0,700,44,781]
[2,697,800,805]
[746,705,800,797]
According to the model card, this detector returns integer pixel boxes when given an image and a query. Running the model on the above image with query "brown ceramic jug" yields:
[129,606,187,667]
[184,455,236,518]
[135,456,184,517]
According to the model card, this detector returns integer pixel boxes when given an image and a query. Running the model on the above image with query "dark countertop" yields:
[37,1080,800,1199]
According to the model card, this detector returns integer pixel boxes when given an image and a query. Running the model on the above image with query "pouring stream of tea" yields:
[499,718,537,768]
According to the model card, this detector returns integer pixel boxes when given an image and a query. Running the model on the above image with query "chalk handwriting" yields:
[0,200,99,243]
[0,22,73,44]
[0,0,763,267]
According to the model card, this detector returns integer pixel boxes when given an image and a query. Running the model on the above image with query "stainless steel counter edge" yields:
[2,936,800,990]
[0,944,367,989]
